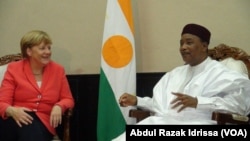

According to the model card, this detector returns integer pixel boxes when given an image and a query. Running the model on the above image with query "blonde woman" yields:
[0,30,74,141]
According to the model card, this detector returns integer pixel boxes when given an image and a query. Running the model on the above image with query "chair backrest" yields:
[0,53,22,85]
[208,44,250,79]
[0,53,22,66]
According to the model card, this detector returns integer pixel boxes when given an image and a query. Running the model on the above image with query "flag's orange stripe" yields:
[118,0,134,35]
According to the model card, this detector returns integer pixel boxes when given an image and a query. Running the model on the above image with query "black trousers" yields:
[0,112,53,141]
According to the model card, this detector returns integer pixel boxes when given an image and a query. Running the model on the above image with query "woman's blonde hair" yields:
[20,30,52,58]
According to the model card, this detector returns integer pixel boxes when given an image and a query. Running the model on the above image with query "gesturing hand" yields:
[170,92,198,112]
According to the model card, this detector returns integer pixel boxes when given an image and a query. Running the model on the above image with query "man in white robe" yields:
[112,23,250,141]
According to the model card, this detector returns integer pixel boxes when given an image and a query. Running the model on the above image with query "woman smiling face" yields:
[179,33,208,66]
[27,41,52,67]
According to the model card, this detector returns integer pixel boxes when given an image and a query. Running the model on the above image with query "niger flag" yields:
[97,0,136,140]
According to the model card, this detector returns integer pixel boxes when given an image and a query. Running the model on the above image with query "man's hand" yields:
[170,92,198,112]
[119,93,137,107]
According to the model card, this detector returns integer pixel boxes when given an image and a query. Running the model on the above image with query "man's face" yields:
[179,33,208,66]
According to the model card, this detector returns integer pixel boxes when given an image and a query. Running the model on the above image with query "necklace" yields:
[32,68,44,75]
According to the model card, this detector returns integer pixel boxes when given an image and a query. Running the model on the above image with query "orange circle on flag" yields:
[102,35,133,68]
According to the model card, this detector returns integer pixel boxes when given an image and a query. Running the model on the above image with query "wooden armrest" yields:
[64,108,73,118]
[212,110,249,125]
[63,108,73,141]
[129,109,151,122]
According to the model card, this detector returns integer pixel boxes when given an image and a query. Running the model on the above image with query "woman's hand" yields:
[6,106,33,127]
[50,105,62,128]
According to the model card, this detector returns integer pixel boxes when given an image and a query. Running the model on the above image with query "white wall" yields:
[1,0,249,74]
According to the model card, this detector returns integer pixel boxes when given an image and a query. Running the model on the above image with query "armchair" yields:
[129,44,250,125]
[208,44,250,124]
[0,53,73,141]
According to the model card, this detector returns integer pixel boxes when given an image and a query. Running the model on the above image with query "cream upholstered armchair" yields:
[0,53,73,141]
[208,44,250,124]
[129,44,250,124]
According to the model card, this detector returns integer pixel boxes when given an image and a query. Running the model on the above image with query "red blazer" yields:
[0,59,74,135]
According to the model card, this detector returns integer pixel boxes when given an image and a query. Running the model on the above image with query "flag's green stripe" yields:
[97,68,126,141]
